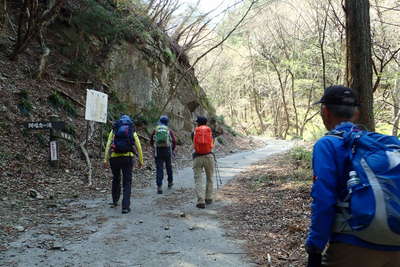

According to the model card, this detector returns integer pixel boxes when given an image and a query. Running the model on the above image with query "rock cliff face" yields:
[103,40,213,133]
[1,0,216,137]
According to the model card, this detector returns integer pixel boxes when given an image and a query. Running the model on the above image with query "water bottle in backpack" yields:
[333,129,400,245]
[347,171,360,193]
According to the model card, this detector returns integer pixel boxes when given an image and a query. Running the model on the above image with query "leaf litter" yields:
[218,152,312,266]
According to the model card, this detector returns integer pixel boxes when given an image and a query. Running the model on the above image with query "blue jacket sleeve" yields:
[306,138,339,251]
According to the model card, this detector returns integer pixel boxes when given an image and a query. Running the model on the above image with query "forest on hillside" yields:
[193,0,400,139]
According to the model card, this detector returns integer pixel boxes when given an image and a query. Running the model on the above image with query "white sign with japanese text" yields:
[85,89,108,123]
[50,141,58,161]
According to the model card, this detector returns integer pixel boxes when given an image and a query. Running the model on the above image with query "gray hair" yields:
[325,104,358,119]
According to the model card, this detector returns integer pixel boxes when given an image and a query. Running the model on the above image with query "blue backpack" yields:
[333,128,400,246]
[111,115,135,153]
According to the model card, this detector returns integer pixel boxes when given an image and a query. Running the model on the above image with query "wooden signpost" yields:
[23,120,74,167]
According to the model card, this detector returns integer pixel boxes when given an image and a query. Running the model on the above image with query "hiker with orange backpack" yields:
[192,116,214,209]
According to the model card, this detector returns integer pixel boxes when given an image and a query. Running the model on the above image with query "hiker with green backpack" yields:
[150,115,176,194]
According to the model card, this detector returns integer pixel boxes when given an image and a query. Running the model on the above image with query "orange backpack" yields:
[193,125,213,154]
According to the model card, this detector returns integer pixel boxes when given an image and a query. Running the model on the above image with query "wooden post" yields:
[49,115,59,167]
[99,124,103,159]
[85,120,89,148]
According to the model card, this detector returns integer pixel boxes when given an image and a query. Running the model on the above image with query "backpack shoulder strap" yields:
[325,129,345,139]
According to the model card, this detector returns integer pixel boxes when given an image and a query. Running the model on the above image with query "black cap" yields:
[314,85,359,106]
[196,116,207,125]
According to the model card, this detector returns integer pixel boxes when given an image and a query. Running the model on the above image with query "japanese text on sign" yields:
[27,122,52,129]
[85,89,108,123]
[24,121,65,130]
[50,141,58,161]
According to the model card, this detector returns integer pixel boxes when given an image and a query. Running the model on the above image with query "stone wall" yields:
[103,41,214,133]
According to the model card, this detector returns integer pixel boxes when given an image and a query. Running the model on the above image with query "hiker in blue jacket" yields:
[306,85,400,267]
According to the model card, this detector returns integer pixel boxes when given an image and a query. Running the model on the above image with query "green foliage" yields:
[107,91,130,122]
[34,133,48,147]
[225,124,239,137]
[65,57,97,80]
[48,92,77,117]
[140,101,162,125]
[303,123,325,142]
[215,115,225,124]
[163,47,176,64]
[289,146,312,168]
[216,136,225,145]
[64,124,76,137]
[375,122,393,135]
[17,89,33,116]
[253,174,270,185]
[71,0,128,41]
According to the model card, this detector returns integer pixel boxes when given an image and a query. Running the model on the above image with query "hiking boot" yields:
[109,202,118,208]
[157,186,163,194]
[196,203,206,209]
[121,208,131,214]
[205,199,213,205]
[168,182,174,189]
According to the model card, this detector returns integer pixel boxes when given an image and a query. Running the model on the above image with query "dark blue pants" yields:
[155,147,173,187]
[109,156,133,209]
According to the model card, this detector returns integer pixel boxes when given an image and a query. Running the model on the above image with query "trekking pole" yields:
[212,153,223,189]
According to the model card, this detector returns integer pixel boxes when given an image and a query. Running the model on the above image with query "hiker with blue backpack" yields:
[306,85,400,267]
[150,115,176,194]
[103,115,144,214]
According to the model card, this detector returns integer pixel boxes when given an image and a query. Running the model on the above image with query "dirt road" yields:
[1,139,293,267]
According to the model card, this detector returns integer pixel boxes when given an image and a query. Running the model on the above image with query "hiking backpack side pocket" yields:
[334,131,400,246]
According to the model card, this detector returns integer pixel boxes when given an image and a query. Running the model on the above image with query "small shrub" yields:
[64,124,76,136]
[136,101,161,126]
[216,115,225,124]
[226,125,239,137]
[71,0,127,41]
[65,57,97,80]
[34,133,48,147]
[163,47,175,64]
[107,102,130,122]
[289,146,312,168]
[48,92,77,117]
[17,89,33,116]
[216,136,225,145]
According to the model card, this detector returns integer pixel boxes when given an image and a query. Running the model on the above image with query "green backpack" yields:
[154,125,170,147]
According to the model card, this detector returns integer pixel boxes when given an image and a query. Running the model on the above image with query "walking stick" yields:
[212,153,223,189]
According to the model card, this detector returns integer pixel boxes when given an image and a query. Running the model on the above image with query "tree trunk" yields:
[288,70,299,136]
[345,0,375,131]
[392,77,400,136]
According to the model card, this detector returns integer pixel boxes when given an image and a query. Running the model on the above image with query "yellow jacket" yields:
[104,130,144,165]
